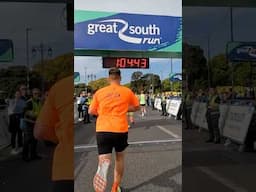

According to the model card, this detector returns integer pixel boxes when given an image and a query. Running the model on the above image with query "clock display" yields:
[103,57,149,68]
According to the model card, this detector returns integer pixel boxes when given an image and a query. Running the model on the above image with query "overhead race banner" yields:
[227,42,256,62]
[75,10,182,52]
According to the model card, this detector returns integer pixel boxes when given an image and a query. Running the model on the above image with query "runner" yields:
[139,90,146,116]
[89,68,140,192]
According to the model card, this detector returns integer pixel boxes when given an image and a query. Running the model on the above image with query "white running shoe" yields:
[93,159,110,192]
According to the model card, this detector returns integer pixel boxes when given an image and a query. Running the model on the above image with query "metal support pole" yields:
[40,43,45,93]
[26,28,31,89]
[207,35,211,89]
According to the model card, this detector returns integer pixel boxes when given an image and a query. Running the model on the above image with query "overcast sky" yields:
[0,2,73,67]
[183,7,256,58]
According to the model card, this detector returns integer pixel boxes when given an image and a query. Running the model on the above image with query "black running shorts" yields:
[96,132,129,155]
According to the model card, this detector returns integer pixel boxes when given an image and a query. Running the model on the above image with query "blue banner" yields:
[75,12,181,52]
[228,42,256,62]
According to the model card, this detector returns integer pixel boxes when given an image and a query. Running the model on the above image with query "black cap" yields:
[109,67,121,76]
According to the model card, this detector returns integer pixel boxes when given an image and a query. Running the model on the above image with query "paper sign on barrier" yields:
[190,101,199,125]
[195,102,208,130]
[223,105,255,144]
[154,98,162,111]
[167,98,182,117]
[218,104,229,135]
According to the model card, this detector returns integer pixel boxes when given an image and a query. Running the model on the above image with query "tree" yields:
[32,53,73,87]
[88,78,109,91]
[123,83,131,88]
[209,54,231,87]
[161,78,171,92]
[183,43,208,90]
[130,72,161,93]
[131,71,143,81]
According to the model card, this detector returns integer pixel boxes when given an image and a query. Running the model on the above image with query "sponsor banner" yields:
[75,11,181,52]
[227,42,256,62]
[223,105,255,144]
[167,98,181,116]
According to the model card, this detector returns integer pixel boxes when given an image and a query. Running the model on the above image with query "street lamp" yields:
[26,27,32,89]
[32,42,53,93]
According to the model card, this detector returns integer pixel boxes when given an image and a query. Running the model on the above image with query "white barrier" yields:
[167,98,182,117]
[191,101,255,144]
[190,101,199,125]
[223,105,255,144]
[218,104,229,135]
[154,98,162,111]
[195,102,208,130]
[0,108,10,148]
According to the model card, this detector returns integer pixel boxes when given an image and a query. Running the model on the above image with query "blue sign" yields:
[169,73,182,82]
[0,39,14,62]
[228,42,256,62]
[74,72,80,82]
[75,12,181,52]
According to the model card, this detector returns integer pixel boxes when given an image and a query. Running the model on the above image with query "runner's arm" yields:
[89,94,99,115]
[128,90,140,112]
[128,105,140,112]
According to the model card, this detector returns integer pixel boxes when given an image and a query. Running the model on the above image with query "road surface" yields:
[74,107,182,192]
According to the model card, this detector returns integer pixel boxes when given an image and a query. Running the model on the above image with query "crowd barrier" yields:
[154,97,182,117]
[0,107,10,149]
[190,101,255,144]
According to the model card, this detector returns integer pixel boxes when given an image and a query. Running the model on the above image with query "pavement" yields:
[74,107,182,192]
[183,128,256,192]
[0,141,55,192]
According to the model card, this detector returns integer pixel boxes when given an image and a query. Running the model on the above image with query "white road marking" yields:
[156,125,180,139]
[74,138,182,152]
[197,167,248,192]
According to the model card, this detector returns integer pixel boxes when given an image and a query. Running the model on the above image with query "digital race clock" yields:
[103,57,149,69]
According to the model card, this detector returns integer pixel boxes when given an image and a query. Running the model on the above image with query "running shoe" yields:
[111,184,123,192]
[93,159,110,192]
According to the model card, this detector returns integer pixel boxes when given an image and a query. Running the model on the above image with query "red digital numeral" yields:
[116,58,126,68]
[140,59,147,68]
[126,59,134,67]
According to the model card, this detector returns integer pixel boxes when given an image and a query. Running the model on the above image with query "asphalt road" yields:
[183,128,256,192]
[74,107,182,192]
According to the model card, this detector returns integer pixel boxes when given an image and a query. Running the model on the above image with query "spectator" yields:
[8,90,26,155]
[22,88,43,161]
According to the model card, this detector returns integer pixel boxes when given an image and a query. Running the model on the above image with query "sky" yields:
[75,0,181,17]
[183,7,256,59]
[74,56,181,84]
[0,2,73,67]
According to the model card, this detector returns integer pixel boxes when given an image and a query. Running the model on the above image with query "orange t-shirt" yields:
[36,76,73,181]
[90,84,139,133]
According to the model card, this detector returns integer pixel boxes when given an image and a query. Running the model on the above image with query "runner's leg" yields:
[93,154,111,192]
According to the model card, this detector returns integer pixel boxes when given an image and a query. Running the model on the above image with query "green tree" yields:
[183,43,208,90]
[88,78,109,91]
[162,78,171,92]
[209,54,231,87]
[32,53,73,87]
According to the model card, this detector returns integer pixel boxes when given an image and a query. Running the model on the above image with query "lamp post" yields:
[32,42,52,93]
[26,27,32,89]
